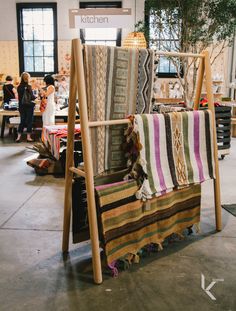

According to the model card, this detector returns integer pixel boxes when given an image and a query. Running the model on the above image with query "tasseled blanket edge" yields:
[106,225,199,277]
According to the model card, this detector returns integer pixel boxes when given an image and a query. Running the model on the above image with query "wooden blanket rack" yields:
[62,38,221,284]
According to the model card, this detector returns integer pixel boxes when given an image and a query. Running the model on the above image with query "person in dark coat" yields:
[3,75,17,104]
[16,72,36,142]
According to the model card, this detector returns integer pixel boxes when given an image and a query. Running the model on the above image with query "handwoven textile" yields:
[95,181,201,264]
[127,110,215,199]
[72,169,130,244]
[42,125,81,160]
[83,45,155,175]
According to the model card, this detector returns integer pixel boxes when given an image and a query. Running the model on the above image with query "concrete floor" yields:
[0,135,236,311]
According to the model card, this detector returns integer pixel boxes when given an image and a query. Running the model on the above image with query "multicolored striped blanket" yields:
[126,111,215,199]
[83,45,155,175]
[95,180,201,264]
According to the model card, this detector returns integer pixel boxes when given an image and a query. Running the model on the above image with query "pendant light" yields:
[122,0,147,48]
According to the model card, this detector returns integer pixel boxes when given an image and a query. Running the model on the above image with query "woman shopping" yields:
[3,75,18,105]
[16,72,36,143]
[40,75,56,126]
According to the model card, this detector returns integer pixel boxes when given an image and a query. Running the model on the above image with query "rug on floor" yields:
[222,204,236,217]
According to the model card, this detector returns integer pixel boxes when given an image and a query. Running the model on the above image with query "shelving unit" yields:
[202,80,224,100]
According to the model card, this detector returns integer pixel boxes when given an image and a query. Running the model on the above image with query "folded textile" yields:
[84,45,155,175]
[42,125,81,160]
[72,168,130,244]
[27,158,51,169]
[95,181,201,264]
[126,111,215,199]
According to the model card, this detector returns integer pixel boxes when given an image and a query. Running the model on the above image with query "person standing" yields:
[16,72,36,142]
[41,75,56,126]
[3,75,17,104]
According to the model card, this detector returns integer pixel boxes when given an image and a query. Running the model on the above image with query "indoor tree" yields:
[145,0,236,105]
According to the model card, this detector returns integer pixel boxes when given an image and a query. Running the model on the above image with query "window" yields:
[17,3,58,77]
[146,6,181,78]
[80,2,122,46]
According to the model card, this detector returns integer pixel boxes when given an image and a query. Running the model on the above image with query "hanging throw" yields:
[83,45,155,175]
[95,180,201,265]
[126,110,215,200]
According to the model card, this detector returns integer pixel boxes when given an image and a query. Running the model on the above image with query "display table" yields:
[0,108,69,138]
[42,124,81,160]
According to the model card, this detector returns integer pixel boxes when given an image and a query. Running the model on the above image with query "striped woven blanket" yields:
[83,45,155,175]
[95,180,201,264]
[127,110,215,199]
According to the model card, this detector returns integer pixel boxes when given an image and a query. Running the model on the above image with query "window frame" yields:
[79,1,122,46]
[145,2,182,78]
[16,2,58,77]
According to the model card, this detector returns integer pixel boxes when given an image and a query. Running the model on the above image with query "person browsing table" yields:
[40,75,56,126]
[3,75,18,105]
[16,72,36,143]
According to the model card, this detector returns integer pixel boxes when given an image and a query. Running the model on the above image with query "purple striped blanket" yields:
[126,111,215,199]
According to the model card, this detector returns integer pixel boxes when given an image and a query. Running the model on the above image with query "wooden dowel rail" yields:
[80,45,203,58]
[88,119,130,127]
[155,51,204,58]
[69,167,85,177]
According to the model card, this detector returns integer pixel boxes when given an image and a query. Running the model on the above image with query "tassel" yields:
[176,232,185,240]
[125,253,134,265]
[195,223,201,233]
[133,254,140,264]
[108,261,119,278]
[157,243,163,251]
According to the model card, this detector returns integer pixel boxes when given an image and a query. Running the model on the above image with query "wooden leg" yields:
[73,39,103,284]
[62,43,78,253]
[203,50,222,231]
[1,115,7,138]
[193,57,205,110]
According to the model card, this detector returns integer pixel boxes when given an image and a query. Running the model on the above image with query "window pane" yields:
[169,62,177,73]
[84,28,117,40]
[43,25,54,40]
[43,9,53,25]
[24,41,33,56]
[22,9,33,24]
[24,57,34,72]
[23,24,33,40]
[33,24,44,40]
[35,57,44,71]
[34,42,44,56]
[105,41,116,46]
[86,41,97,45]
[32,9,43,25]
[149,8,181,75]
[44,42,54,56]
[159,58,170,73]
[44,57,54,72]
[170,41,178,51]
[19,5,57,75]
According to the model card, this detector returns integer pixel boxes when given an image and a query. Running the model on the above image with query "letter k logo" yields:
[201,274,224,300]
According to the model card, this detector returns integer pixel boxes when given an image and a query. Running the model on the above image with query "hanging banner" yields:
[69,8,132,28]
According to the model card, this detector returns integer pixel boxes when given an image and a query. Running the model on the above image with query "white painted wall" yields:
[0,0,145,76]
[0,0,79,41]
[0,0,145,41]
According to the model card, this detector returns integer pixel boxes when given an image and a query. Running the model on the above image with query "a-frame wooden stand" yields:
[62,39,222,284]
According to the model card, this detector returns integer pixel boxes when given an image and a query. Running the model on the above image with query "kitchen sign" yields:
[69,8,132,28]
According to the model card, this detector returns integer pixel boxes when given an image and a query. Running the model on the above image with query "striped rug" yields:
[95,180,201,264]
[83,45,155,175]
[128,111,215,199]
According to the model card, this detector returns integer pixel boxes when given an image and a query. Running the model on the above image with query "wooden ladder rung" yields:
[88,119,130,127]
[231,117,236,125]
[69,166,85,177]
